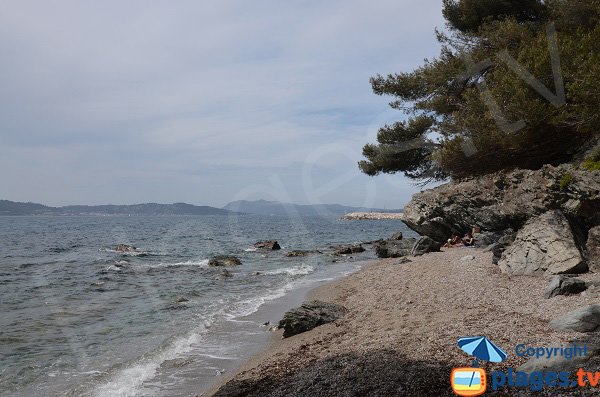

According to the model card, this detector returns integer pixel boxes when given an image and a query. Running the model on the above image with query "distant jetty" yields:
[341,212,404,220]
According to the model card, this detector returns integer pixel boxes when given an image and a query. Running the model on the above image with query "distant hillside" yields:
[0,200,235,216]
[223,199,402,216]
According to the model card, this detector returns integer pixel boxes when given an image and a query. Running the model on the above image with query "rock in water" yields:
[114,244,137,252]
[544,276,588,299]
[410,236,441,257]
[499,210,587,276]
[254,241,281,250]
[278,300,347,338]
[550,305,600,332]
[587,226,600,272]
[208,256,242,267]
[285,250,322,257]
[332,245,365,256]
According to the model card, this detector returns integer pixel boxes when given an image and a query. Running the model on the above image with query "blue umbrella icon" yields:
[458,336,507,365]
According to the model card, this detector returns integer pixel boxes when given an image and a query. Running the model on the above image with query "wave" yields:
[91,330,206,397]
[262,264,314,277]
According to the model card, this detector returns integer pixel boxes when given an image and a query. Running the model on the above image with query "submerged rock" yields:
[208,256,242,267]
[278,300,347,338]
[285,250,322,257]
[114,244,137,252]
[254,241,281,250]
[550,305,600,332]
[499,210,587,276]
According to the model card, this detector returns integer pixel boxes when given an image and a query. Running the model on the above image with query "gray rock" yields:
[550,305,600,332]
[254,240,281,250]
[396,257,412,265]
[332,245,365,256]
[221,269,233,278]
[461,255,475,261]
[208,256,242,267]
[114,244,137,252]
[544,275,588,299]
[410,236,441,257]
[401,165,600,243]
[499,210,587,276]
[285,250,322,257]
[492,230,516,264]
[390,232,403,241]
[374,238,416,258]
[278,300,347,338]
[587,226,600,272]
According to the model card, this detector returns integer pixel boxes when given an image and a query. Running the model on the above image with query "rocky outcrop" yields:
[390,232,403,241]
[410,236,441,257]
[402,165,600,243]
[499,210,587,276]
[332,245,365,256]
[278,301,347,338]
[587,226,600,272]
[254,241,281,250]
[374,238,416,258]
[550,305,600,332]
[544,276,588,299]
[208,256,242,267]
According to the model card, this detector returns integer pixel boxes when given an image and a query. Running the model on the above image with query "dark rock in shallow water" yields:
[285,250,322,257]
[176,296,189,303]
[208,256,242,267]
[410,236,441,257]
[278,300,347,338]
[499,210,587,276]
[221,269,233,278]
[550,305,600,332]
[374,239,416,258]
[544,275,588,299]
[254,240,281,250]
[114,244,137,252]
[332,245,365,256]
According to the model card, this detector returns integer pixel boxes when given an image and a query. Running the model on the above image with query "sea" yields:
[0,214,415,397]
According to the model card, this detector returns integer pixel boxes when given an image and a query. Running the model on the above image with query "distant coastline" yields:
[341,212,404,220]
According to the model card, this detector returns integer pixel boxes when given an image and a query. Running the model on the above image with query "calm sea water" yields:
[0,215,414,397]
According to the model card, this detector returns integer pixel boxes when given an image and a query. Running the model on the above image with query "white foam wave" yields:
[244,247,258,252]
[142,259,209,269]
[224,283,296,319]
[93,331,205,397]
[263,265,314,277]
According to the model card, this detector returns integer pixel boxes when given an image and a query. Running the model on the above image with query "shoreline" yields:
[204,248,600,397]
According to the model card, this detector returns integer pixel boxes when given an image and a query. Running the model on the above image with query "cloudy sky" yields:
[0,0,445,208]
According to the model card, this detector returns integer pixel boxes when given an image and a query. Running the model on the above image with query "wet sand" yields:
[205,248,600,397]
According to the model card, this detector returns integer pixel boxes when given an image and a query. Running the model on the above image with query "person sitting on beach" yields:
[443,232,463,248]
[462,231,475,247]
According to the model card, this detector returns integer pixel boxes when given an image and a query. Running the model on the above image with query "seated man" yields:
[462,231,475,246]
[444,232,463,248]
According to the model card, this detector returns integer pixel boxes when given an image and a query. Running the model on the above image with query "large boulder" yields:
[550,305,600,332]
[499,210,587,276]
[208,256,242,267]
[278,300,347,338]
[401,165,600,243]
[254,241,281,250]
[492,230,516,265]
[587,226,600,272]
[544,275,588,299]
[410,236,441,256]
[374,238,417,258]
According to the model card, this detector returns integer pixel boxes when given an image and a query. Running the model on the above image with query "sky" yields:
[0,0,445,209]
